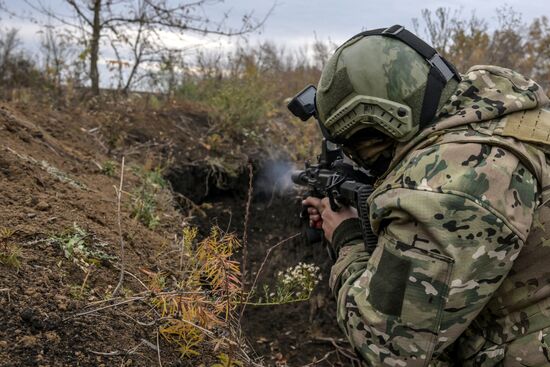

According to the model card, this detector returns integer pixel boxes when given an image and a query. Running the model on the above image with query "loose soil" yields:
[0,95,350,366]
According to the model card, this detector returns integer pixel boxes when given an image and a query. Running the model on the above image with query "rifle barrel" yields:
[291,170,308,186]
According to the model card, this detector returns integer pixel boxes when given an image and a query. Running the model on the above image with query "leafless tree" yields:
[0,28,21,79]
[412,6,550,92]
[489,5,524,69]
[40,26,73,89]
[17,0,273,95]
[0,28,44,89]
[146,49,186,95]
[413,7,458,57]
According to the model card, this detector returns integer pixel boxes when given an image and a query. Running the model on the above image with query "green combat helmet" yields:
[316,25,461,143]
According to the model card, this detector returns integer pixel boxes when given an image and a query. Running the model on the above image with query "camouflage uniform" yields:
[329,66,550,366]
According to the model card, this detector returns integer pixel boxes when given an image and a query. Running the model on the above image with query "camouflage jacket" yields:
[329,65,550,366]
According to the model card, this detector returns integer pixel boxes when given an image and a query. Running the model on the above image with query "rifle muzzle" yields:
[291,170,308,186]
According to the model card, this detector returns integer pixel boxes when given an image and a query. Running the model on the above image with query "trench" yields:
[166,160,344,366]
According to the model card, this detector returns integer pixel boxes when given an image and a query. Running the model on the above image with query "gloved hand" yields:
[302,196,358,243]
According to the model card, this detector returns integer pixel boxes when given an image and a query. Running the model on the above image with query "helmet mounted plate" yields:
[325,95,415,142]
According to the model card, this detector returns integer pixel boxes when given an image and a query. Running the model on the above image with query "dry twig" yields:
[312,337,362,366]
[173,191,207,218]
[119,311,157,326]
[112,156,126,297]
[113,265,150,291]
[242,161,254,284]
[66,297,142,320]
[79,265,94,298]
[239,233,300,322]
[140,338,159,352]
[298,351,337,367]
[88,340,144,357]
[179,232,185,273]
[156,330,163,367]
[88,350,123,356]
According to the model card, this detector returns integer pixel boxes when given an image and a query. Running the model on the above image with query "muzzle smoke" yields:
[256,160,297,198]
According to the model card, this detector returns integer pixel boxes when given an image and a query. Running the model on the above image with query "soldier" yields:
[303,25,550,366]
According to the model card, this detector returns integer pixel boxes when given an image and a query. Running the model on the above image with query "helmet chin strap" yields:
[344,25,461,129]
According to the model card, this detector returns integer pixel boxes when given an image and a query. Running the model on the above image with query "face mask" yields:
[344,137,395,175]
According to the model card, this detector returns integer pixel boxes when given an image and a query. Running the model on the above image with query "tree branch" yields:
[65,0,93,27]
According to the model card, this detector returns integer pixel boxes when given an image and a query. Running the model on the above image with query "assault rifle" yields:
[287,85,378,259]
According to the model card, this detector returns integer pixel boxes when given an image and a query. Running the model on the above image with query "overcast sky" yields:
[231,0,550,44]
[3,0,550,48]
[2,0,549,87]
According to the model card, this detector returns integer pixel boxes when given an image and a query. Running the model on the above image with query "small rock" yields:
[54,294,67,302]
[28,196,39,207]
[20,307,44,330]
[0,340,7,349]
[18,335,38,348]
[23,288,37,297]
[35,201,51,211]
[44,313,61,331]
[54,295,68,311]
[20,308,34,323]
[44,331,60,344]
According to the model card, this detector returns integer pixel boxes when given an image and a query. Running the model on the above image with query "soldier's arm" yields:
[329,142,538,365]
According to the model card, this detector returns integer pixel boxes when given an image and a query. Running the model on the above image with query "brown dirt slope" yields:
[0,98,204,366]
[0,97,346,367]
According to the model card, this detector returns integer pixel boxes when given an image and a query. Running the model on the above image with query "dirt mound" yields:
[0,100,184,366]
[0,97,349,366]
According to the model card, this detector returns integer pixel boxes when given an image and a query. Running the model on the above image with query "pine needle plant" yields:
[146,226,322,362]
[150,226,243,359]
